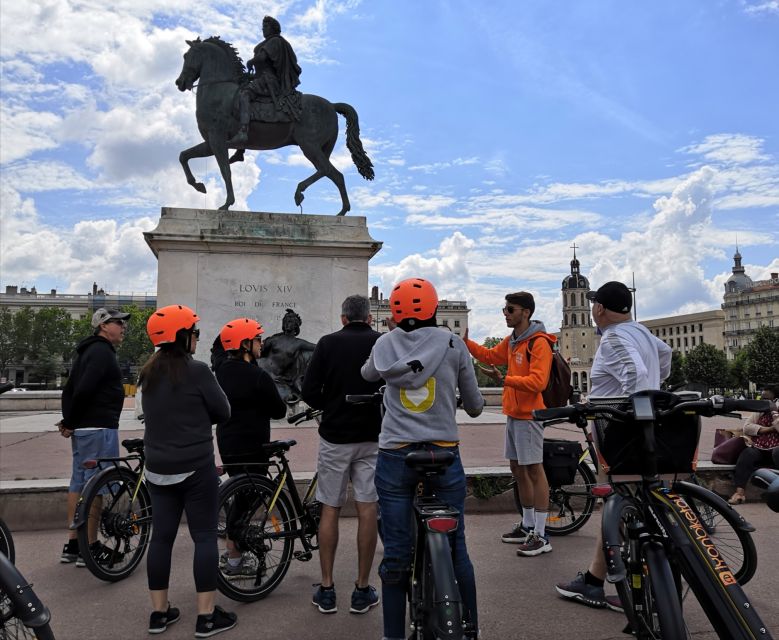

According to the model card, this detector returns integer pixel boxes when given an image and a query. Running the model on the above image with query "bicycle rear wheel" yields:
[514,461,596,535]
[0,610,55,640]
[0,517,15,564]
[673,481,756,585]
[216,474,295,602]
[76,467,151,582]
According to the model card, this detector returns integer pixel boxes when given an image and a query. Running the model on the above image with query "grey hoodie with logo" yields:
[362,327,484,448]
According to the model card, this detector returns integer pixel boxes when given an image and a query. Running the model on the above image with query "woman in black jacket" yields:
[140,305,237,637]
[214,317,287,576]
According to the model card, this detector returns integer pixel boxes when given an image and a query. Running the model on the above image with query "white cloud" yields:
[408,157,480,174]
[681,133,769,165]
[742,0,779,15]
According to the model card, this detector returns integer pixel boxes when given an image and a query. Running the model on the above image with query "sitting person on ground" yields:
[728,384,779,505]
[361,277,485,640]
[140,305,237,637]
[214,317,286,575]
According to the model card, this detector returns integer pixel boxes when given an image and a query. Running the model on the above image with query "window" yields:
[691,337,696,346]
[454,320,460,327]
[572,315,577,326]
[564,313,568,326]
[442,319,449,327]
[571,293,576,306]
[580,293,584,306]
[698,323,703,332]
[690,324,695,333]
[662,328,666,336]
[581,332,586,337]
[684,337,688,347]
[581,313,586,325]
[676,327,680,335]
[573,372,579,390]
[676,338,681,347]
[683,325,687,334]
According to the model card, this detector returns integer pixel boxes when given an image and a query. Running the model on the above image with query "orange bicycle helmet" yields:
[146,304,200,347]
[389,278,438,322]
[219,317,264,350]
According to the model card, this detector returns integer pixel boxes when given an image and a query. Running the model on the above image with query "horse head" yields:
[175,36,244,92]
[176,38,203,92]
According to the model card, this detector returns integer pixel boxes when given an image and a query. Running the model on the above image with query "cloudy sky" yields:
[1,0,778,340]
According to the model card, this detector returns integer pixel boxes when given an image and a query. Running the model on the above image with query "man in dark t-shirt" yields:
[301,295,382,615]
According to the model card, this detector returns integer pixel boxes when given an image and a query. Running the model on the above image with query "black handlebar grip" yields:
[345,394,377,404]
[287,411,308,423]
[533,405,577,421]
[0,382,14,394]
[723,399,772,413]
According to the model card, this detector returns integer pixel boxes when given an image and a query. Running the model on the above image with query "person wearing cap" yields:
[301,295,383,615]
[555,281,671,612]
[464,291,558,557]
[58,307,130,566]
[213,317,286,578]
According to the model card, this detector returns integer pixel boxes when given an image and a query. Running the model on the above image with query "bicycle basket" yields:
[591,392,701,476]
[542,439,582,486]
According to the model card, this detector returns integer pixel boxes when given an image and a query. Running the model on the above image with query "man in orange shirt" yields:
[465,291,556,556]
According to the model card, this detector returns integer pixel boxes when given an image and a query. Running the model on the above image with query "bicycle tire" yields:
[673,482,757,585]
[216,474,295,602]
[513,461,596,535]
[0,614,55,640]
[76,467,152,582]
[0,517,15,564]
[644,543,688,640]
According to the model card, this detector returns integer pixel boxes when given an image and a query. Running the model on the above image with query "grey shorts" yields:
[316,438,378,507]
[504,418,544,465]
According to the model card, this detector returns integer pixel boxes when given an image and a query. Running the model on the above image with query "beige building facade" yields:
[640,310,725,355]
[369,286,469,336]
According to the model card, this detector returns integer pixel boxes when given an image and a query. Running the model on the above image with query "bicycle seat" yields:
[122,438,145,454]
[405,450,456,474]
[261,439,297,457]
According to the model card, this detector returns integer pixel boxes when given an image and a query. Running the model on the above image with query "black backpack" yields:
[527,337,574,408]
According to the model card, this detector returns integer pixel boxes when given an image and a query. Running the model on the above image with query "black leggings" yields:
[734,446,779,489]
[147,464,219,592]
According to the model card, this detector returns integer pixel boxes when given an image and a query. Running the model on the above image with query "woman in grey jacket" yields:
[140,305,237,638]
[362,278,484,640]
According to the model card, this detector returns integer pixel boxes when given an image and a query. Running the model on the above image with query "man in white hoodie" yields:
[362,277,484,640]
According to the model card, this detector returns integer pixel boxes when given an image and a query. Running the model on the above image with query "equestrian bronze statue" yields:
[175,18,374,214]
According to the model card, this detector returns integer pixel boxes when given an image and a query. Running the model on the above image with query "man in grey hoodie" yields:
[361,277,484,640]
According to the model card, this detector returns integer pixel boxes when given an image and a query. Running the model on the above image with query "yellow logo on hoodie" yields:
[400,377,436,413]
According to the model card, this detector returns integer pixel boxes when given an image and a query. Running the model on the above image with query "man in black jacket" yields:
[301,295,383,615]
[58,307,129,565]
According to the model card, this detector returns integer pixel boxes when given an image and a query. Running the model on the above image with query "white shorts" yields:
[504,418,544,465]
[316,438,378,507]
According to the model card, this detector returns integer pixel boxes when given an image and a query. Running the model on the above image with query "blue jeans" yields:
[375,445,477,639]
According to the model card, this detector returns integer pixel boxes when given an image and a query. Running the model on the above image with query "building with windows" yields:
[368,286,469,336]
[640,310,725,355]
[721,250,779,360]
[558,248,599,394]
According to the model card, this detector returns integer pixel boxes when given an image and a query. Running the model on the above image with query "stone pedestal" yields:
[144,208,382,361]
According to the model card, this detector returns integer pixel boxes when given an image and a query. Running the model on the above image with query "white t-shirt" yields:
[590,321,672,397]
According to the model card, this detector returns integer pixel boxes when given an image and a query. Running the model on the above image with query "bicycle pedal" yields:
[294,550,313,561]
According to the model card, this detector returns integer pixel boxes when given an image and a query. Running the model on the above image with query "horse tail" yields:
[333,102,375,181]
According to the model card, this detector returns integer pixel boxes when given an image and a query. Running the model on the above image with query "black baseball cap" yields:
[586,282,632,314]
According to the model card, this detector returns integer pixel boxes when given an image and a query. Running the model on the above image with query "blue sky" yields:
[1,0,777,340]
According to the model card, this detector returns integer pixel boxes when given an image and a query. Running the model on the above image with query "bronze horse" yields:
[175,37,374,214]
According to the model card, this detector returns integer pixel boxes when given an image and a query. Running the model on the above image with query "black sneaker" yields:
[350,584,379,614]
[60,539,79,563]
[148,604,180,634]
[311,584,337,614]
[195,605,237,638]
[501,523,531,544]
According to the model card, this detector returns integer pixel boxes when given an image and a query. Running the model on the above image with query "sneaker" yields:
[194,605,237,638]
[90,541,125,566]
[311,584,337,614]
[501,522,531,544]
[60,540,79,563]
[516,532,552,557]
[555,572,608,608]
[75,554,86,567]
[350,584,380,614]
[148,604,180,634]
[222,555,257,577]
[605,594,624,613]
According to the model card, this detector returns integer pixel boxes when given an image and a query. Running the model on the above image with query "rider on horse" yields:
[228,16,302,146]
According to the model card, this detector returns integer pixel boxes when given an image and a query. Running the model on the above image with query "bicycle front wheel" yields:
[514,461,596,535]
[76,467,152,582]
[216,474,295,602]
[673,481,757,585]
[0,612,55,640]
[644,543,687,640]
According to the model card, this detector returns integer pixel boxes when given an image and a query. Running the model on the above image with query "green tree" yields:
[744,326,779,386]
[11,307,35,365]
[0,307,15,378]
[683,343,729,392]
[115,304,156,370]
[31,307,74,360]
[664,350,686,389]
[729,350,750,391]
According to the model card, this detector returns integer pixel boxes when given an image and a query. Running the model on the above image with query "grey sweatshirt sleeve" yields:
[456,340,484,417]
[361,349,381,382]
[193,360,231,424]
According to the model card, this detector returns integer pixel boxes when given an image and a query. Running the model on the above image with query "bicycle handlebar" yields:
[533,396,772,425]
[287,407,322,424]
[0,382,14,395]
[750,468,779,513]
[345,391,384,405]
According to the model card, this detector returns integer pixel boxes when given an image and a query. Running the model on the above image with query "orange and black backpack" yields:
[527,337,574,408]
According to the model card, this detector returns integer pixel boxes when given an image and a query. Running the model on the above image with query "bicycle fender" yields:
[425,532,463,604]
[69,464,121,530]
[672,480,756,533]
[602,493,628,583]
[0,553,52,628]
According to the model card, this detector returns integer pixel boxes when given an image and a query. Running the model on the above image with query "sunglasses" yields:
[105,319,127,326]
[192,328,200,338]
[503,305,526,314]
